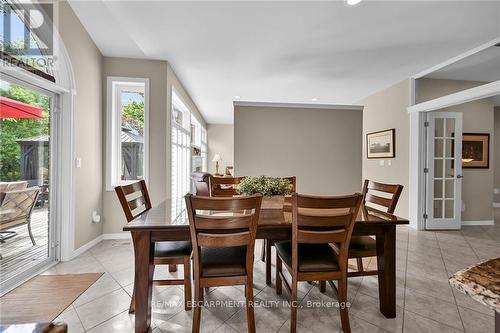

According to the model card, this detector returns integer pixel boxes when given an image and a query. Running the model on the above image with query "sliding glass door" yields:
[0,75,58,293]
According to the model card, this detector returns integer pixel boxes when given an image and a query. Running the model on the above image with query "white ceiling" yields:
[69,1,500,123]
[425,45,500,82]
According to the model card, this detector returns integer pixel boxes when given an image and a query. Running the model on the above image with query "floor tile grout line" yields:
[67,303,86,333]
[83,308,130,332]
[403,308,465,332]
[435,232,467,332]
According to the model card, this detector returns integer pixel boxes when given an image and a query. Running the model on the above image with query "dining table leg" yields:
[132,231,155,333]
[376,225,396,318]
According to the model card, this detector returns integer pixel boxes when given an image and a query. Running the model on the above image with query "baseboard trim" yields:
[493,202,500,208]
[462,220,495,226]
[102,233,132,240]
[70,235,103,260]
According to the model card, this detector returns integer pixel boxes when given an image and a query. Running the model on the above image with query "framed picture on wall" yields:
[461,133,490,168]
[366,128,395,159]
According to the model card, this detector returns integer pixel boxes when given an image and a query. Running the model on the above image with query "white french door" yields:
[425,112,463,230]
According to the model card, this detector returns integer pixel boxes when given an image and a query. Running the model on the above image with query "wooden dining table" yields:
[124,198,409,333]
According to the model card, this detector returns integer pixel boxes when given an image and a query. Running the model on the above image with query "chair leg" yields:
[169,264,178,272]
[184,256,192,311]
[27,220,36,245]
[192,287,202,333]
[265,240,272,285]
[320,281,326,293]
[276,253,282,295]
[290,278,298,333]
[260,239,266,262]
[129,285,135,313]
[338,276,351,333]
[245,280,256,333]
[356,258,364,272]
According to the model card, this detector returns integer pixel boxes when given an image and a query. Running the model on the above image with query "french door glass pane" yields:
[434,200,443,219]
[0,79,51,284]
[445,119,455,137]
[435,118,444,137]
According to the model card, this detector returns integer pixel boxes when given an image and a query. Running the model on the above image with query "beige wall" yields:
[417,79,495,222]
[234,105,363,195]
[102,59,205,234]
[207,124,234,174]
[58,2,104,248]
[494,107,500,203]
[359,80,411,218]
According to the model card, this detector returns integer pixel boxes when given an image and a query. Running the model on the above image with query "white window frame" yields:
[171,88,192,200]
[106,76,149,191]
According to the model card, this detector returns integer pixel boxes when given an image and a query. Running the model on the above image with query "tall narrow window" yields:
[171,90,191,200]
[106,77,149,190]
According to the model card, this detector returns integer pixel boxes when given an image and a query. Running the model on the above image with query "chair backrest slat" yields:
[298,229,345,244]
[362,180,403,214]
[190,195,257,210]
[209,176,244,197]
[194,214,253,230]
[197,231,251,247]
[297,213,352,227]
[115,180,152,222]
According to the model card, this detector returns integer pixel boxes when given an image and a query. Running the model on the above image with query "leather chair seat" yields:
[275,241,339,272]
[201,246,247,277]
[348,236,376,257]
[155,241,192,257]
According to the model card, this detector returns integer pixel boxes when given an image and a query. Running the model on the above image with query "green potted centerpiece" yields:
[236,176,293,209]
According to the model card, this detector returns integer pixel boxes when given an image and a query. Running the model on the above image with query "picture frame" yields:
[366,128,395,159]
[461,133,490,168]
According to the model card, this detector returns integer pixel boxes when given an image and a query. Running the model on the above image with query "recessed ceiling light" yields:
[234,95,241,99]
[346,0,362,6]
[311,98,318,102]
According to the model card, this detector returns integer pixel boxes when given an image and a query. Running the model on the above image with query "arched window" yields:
[1,0,55,82]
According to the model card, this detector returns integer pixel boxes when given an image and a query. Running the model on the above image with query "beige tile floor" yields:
[43,210,500,333]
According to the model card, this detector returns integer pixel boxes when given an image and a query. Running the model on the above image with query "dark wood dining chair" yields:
[209,175,243,197]
[185,193,263,333]
[115,180,192,312]
[348,180,403,276]
[275,193,363,333]
[260,176,296,284]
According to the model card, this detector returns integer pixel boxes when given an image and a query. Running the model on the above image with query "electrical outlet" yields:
[92,211,101,223]
[387,160,392,166]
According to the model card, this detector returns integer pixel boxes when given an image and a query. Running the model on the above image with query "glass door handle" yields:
[457,175,463,179]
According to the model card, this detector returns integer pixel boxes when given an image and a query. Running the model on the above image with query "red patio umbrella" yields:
[0,96,44,119]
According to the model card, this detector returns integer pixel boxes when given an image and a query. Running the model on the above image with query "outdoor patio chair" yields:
[0,187,41,246]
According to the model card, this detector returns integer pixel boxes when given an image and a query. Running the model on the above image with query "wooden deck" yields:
[0,208,49,284]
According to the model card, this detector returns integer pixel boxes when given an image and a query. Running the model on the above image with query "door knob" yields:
[457,175,463,179]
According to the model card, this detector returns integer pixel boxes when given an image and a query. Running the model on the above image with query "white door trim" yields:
[408,80,500,114]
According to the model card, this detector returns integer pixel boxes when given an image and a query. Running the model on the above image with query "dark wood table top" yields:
[124,198,409,231]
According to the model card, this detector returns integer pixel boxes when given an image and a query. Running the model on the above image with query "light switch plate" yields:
[387,160,392,166]
[75,157,82,168]
[379,160,385,166]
